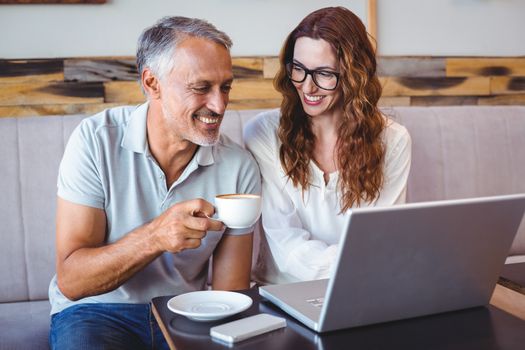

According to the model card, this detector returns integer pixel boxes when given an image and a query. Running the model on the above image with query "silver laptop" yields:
[259,194,525,332]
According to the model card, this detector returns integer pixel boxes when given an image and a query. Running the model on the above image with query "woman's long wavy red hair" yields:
[275,6,385,212]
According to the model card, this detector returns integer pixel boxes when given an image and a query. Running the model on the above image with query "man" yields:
[48,16,261,349]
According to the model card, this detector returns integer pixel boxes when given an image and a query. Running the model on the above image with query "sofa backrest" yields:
[0,115,85,303]
[387,106,525,203]
[390,106,525,256]
[1,106,524,303]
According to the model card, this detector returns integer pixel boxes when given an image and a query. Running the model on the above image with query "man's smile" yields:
[194,114,221,124]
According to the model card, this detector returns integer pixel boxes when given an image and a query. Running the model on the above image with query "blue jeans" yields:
[49,303,170,350]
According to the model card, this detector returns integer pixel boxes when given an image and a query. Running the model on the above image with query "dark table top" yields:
[152,286,525,350]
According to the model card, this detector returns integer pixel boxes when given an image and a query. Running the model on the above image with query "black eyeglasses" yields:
[286,62,340,91]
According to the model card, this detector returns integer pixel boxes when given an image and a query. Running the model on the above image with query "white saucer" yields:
[167,291,253,321]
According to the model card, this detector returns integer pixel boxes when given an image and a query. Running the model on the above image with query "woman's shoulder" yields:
[244,108,280,133]
[243,108,282,162]
[383,115,411,145]
[243,108,280,145]
[381,115,412,161]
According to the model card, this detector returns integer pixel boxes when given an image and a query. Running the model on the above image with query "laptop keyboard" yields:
[306,297,325,308]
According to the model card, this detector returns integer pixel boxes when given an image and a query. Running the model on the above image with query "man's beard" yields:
[191,110,223,146]
[161,105,222,146]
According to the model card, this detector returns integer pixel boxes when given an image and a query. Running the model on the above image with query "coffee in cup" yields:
[214,194,262,229]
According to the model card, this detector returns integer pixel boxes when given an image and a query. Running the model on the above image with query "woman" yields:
[244,7,412,284]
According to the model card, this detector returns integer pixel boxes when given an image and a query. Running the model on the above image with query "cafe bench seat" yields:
[1,106,524,349]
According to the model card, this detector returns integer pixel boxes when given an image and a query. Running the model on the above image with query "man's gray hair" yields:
[136,16,232,79]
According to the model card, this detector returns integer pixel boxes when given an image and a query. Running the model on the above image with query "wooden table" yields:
[492,262,525,320]
[152,284,525,350]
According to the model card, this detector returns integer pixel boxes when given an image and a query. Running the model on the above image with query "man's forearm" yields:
[57,223,161,301]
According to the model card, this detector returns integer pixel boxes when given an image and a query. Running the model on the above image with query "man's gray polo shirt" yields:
[49,103,261,314]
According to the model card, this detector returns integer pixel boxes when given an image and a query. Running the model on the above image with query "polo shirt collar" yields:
[194,144,214,166]
[121,102,149,154]
[121,102,215,166]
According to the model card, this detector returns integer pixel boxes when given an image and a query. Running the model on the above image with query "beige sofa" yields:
[1,106,524,349]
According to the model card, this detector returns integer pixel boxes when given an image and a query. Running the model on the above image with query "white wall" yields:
[0,0,365,59]
[378,0,525,56]
[0,0,524,59]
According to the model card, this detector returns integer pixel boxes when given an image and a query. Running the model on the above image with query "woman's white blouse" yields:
[244,109,412,284]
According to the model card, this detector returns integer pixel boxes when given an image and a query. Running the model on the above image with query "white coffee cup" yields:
[214,194,262,229]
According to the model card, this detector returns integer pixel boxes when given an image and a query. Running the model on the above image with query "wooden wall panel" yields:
[378,57,446,77]
[263,57,280,79]
[411,96,478,106]
[0,103,121,118]
[64,58,138,82]
[381,77,490,97]
[378,96,411,107]
[447,58,525,77]
[104,81,144,104]
[491,77,525,95]
[228,99,281,110]
[232,58,263,78]
[0,82,103,106]
[478,94,525,106]
[1,56,524,118]
[0,59,63,83]
[230,79,281,100]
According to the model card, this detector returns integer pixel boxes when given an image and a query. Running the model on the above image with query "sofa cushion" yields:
[0,300,51,349]
[388,106,525,255]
